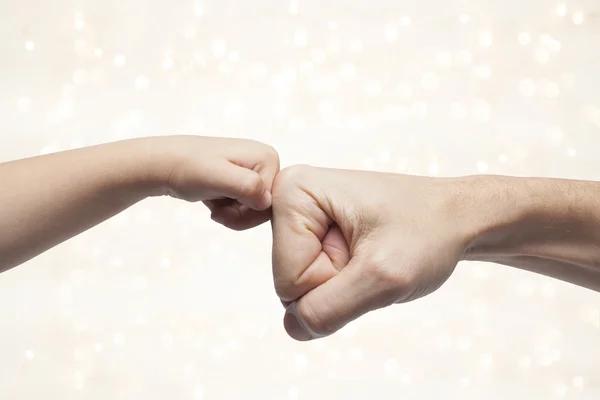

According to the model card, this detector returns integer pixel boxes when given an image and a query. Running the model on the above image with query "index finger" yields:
[271,171,338,302]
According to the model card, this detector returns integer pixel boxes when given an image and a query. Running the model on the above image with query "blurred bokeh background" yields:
[1,0,599,398]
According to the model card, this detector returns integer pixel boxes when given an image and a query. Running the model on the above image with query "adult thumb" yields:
[283,252,393,341]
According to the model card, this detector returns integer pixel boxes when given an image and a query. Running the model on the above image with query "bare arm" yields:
[0,136,280,274]
[0,139,161,273]
[462,175,600,291]
[269,167,600,341]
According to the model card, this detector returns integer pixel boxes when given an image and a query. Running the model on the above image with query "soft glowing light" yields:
[211,40,227,58]
[289,0,298,15]
[288,387,299,400]
[518,355,532,369]
[421,72,440,91]
[546,127,564,145]
[311,48,326,63]
[397,82,412,100]
[300,60,313,74]
[518,32,531,45]
[134,76,150,90]
[477,160,489,173]
[294,353,309,370]
[479,353,494,369]
[554,383,568,397]
[384,358,399,376]
[113,54,126,67]
[543,81,560,98]
[194,384,205,399]
[473,99,491,122]
[193,0,203,17]
[339,62,356,79]
[162,57,174,69]
[572,11,584,25]
[572,376,584,390]
[436,51,453,68]
[556,3,567,17]
[184,27,196,40]
[59,101,74,118]
[428,163,439,176]
[450,102,467,119]
[384,25,398,42]
[293,30,308,47]
[410,101,427,118]
[474,64,492,79]
[25,41,35,51]
[349,40,363,53]
[459,14,470,24]
[228,51,239,62]
[478,31,493,47]
[534,47,550,65]
[73,69,89,86]
[113,334,126,346]
[455,50,472,66]
[540,34,562,52]
[74,12,85,30]
[365,81,382,97]
[519,79,537,97]
[17,97,32,113]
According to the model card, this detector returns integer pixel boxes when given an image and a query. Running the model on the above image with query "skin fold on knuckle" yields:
[364,256,411,306]
[238,171,264,200]
[297,298,337,337]
[272,254,314,302]
[273,277,302,303]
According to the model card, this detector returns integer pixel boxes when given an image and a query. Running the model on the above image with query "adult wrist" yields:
[456,175,530,262]
[458,175,600,267]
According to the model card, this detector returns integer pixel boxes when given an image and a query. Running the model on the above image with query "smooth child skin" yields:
[0,136,279,273]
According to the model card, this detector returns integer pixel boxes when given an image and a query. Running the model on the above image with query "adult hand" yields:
[271,165,473,341]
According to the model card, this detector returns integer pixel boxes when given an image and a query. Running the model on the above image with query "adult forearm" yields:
[460,175,600,291]
[0,138,165,273]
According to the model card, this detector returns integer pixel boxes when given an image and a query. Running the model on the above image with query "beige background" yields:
[1,0,599,398]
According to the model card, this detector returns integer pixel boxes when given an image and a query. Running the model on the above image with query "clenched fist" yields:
[271,165,473,341]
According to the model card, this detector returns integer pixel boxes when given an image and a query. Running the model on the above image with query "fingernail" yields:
[284,302,315,341]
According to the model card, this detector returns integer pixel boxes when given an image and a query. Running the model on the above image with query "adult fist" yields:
[271,165,474,341]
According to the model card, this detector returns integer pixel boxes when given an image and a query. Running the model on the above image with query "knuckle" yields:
[364,255,411,298]
[273,165,311,188]
[238,172,263,198]
[297,300,336,337]
[272,165,314,205]
[264,144,280,168]
[273,276,301,303]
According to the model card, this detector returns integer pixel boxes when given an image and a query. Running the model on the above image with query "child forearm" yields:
[0,138,162,273]
[0,135,280,273]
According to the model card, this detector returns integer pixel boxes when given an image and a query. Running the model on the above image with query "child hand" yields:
[149,136,280,231]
